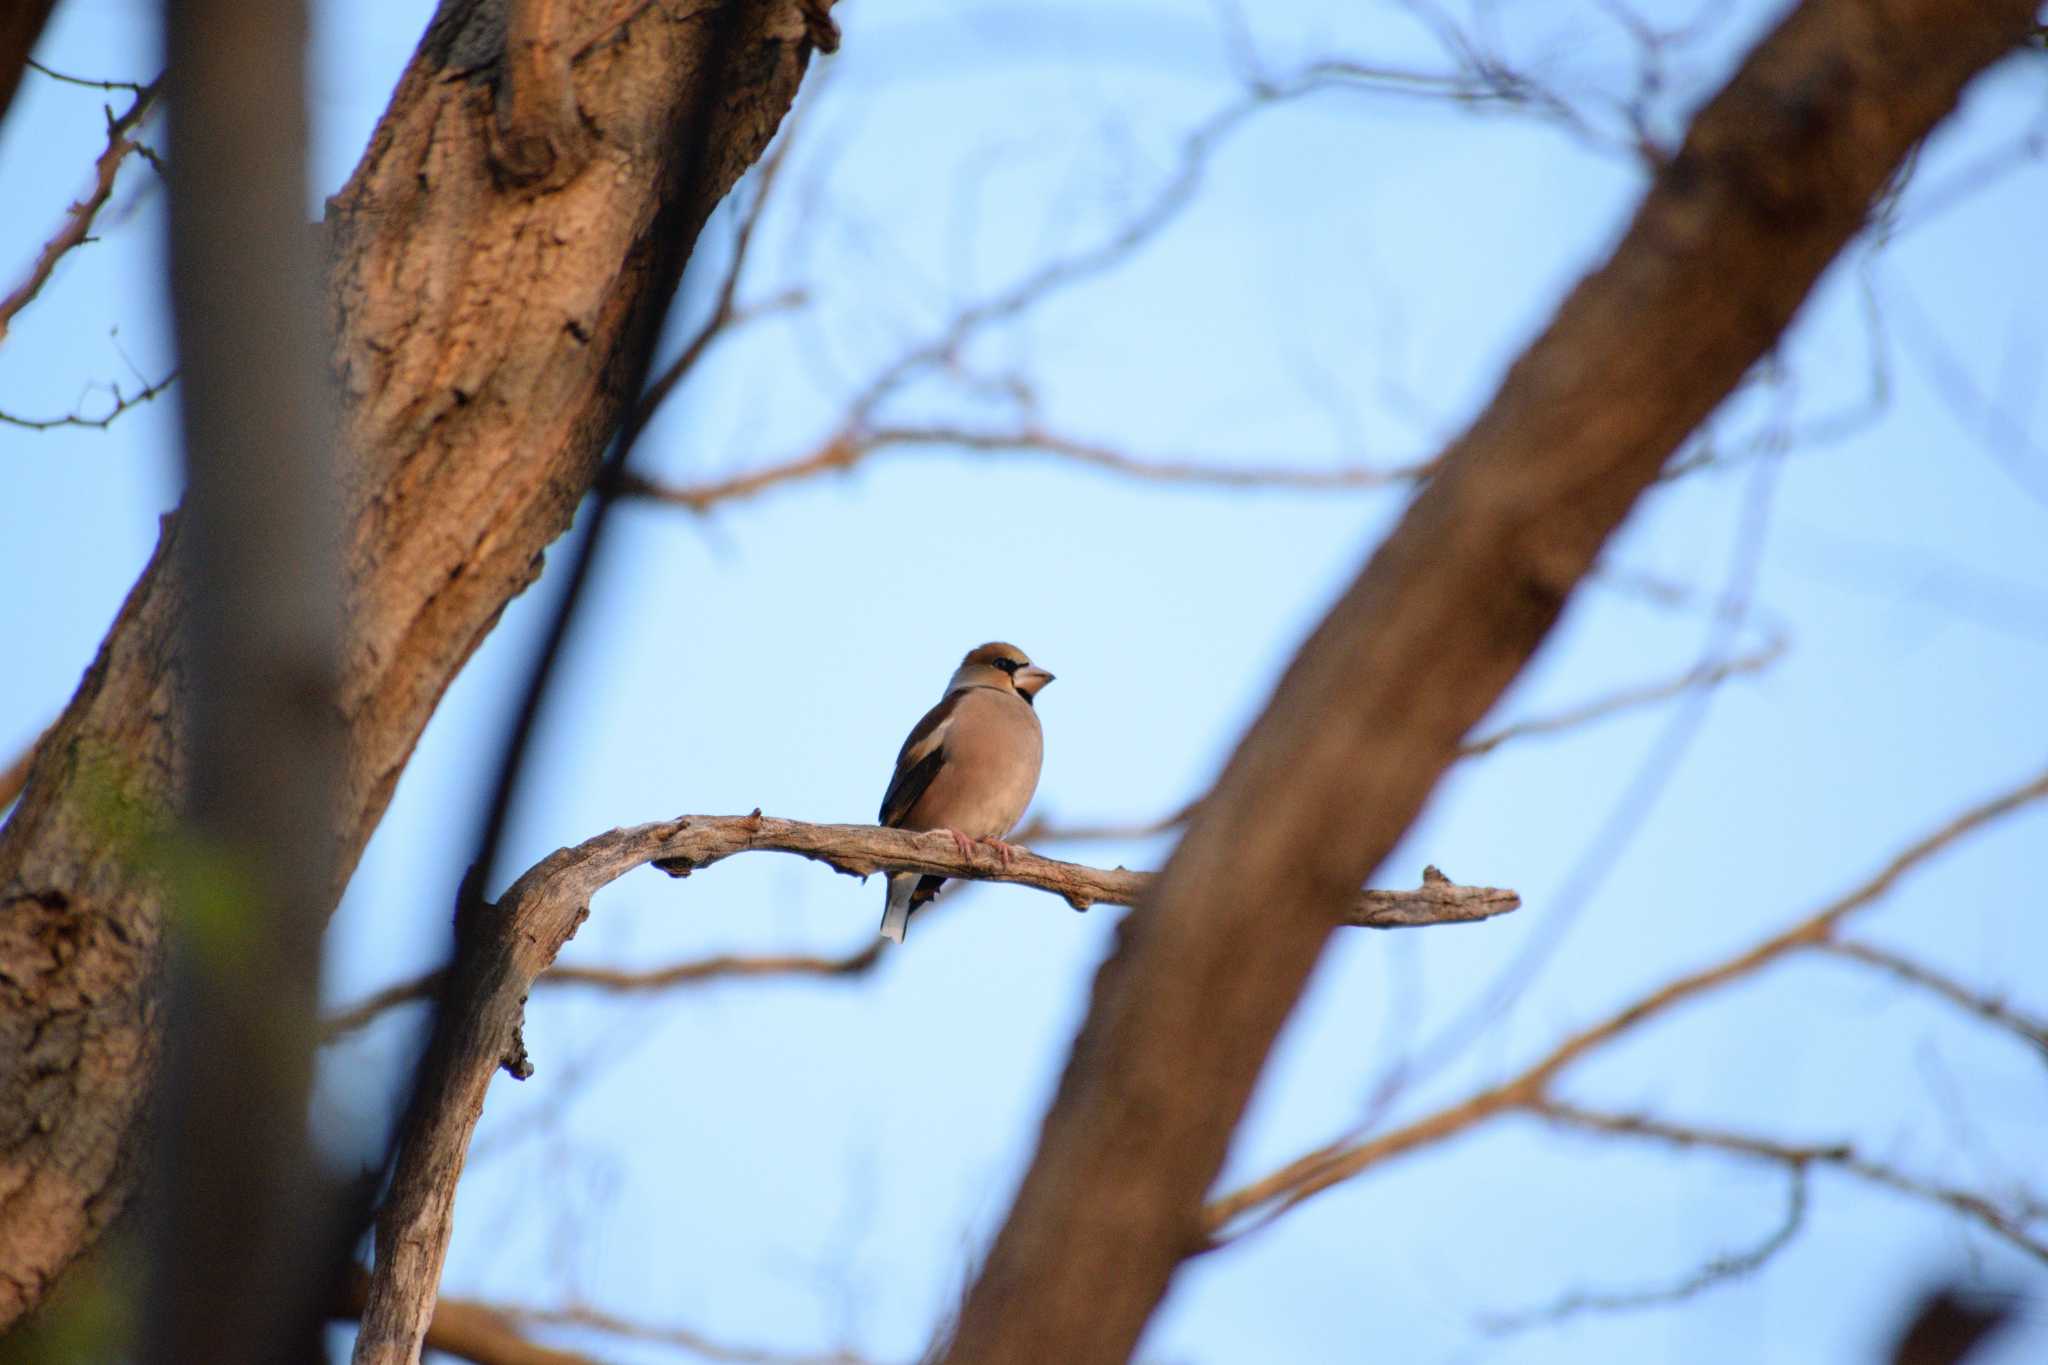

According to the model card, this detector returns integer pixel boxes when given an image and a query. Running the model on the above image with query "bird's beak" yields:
[1016,665,1055,696]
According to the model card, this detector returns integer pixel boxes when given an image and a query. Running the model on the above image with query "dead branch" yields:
[0,75,161,343]
[355,813,1510,1361]
[322,815,1514,1039]
[1200,763,2048,1245]
[933,2,2044,1343]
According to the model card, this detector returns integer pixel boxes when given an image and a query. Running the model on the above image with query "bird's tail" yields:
[879,874,913,943]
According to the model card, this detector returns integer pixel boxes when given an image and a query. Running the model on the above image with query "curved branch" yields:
[357,814,1512,1358]
[323,817,1516,1038]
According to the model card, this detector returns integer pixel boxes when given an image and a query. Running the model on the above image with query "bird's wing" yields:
[879,689,965,827]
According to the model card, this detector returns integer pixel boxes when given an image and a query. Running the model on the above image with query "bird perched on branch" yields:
[878,642,1054,943]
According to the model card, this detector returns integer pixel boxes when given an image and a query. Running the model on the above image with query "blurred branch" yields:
[632,88,814,430]
[1888,1284,2020,1365]
[321,817,1514,1039]
[1201,763,2048,1244]
[1815,937,2048,1056]
[1478,1166,1809,1334]
[323,937,885,1041]
[148,0,344,1355]
[1534,1101,2048,1260]
[0,75,162,344]
[336,1267,598,1365]
[623,423,1426,509]
[502,1301,871,1365]
[1018,639,1786,843]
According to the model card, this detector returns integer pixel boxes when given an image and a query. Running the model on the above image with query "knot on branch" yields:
[486,0,594,191]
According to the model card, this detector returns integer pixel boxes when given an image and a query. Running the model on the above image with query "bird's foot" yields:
[979,836,1021,868]
[943,827,977,861]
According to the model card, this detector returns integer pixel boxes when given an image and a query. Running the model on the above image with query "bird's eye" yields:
[996,658,1021,674]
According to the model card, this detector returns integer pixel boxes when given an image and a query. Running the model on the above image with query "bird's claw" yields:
[980,836,1021,868]
[944,827,976,861]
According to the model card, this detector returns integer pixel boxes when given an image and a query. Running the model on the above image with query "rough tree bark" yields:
[0,0,834,1326]
[938,2,2043,1361]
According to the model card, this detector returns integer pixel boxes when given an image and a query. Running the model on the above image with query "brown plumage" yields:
[878,642,1054,942]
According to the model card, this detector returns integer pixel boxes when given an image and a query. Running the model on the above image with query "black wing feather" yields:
[878,690,965,827]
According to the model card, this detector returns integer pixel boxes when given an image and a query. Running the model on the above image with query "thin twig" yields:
[323,940,885,1041]
[1200,763,2048,1242]
[1017,640,1786,843]
[623,424,1427,509]
[0,368,178,430]
[1535,1101,2048,1261]
[0,76,162,342]
[1815,937,2048,1056]
[1478,1166,1810,1334]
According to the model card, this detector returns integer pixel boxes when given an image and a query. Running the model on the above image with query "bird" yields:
[877,642,1054,943]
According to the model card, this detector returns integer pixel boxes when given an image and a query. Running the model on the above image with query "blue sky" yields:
[3,2,2045,1361]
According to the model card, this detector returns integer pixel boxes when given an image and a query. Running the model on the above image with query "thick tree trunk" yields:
[0,0,832,1325]
[937,2,2041,1361]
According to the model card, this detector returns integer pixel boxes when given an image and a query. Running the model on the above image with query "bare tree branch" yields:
[357,810,1509,1360]
[0,76,161,343]
[321,939,885,1042]
[0,367,178,431]
[1533,1101,2048,1261]
[1018,638,1785,844]
[1201,763,2048,1243]
[624,423,1429,510]
[1815,937,2048,1056]
[1478,1166,1810,1334]
[320,815,1516,1039]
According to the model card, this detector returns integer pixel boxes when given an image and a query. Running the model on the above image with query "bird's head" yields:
[952,641,1055,704]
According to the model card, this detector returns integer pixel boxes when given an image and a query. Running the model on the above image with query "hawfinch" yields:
[877,642,1054,942]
